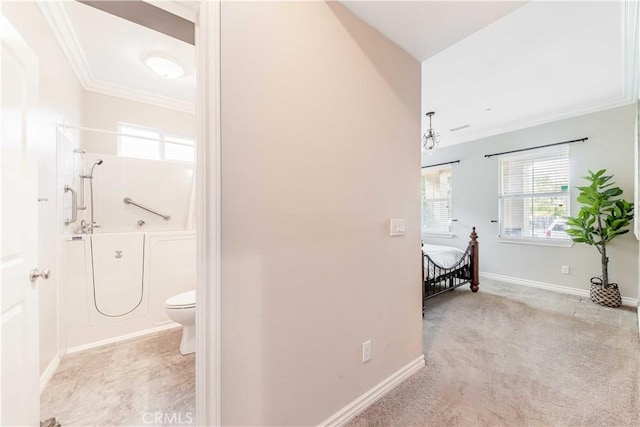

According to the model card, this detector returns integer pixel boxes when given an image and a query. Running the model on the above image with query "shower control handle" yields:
[30,268,51,283]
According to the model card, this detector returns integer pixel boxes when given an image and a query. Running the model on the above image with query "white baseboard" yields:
[40,354,61,394]
[318,355,425,427]
[480,272,639,307]
[65,322,181,355]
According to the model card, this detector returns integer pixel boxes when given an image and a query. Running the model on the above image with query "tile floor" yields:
[41,328,195,426]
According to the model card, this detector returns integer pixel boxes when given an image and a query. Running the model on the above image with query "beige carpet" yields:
[348,279,640,427]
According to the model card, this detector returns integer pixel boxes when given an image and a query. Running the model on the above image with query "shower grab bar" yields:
[123,197,171,221]
[64,185,78,226]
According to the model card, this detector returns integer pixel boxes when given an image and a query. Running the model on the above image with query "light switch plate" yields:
[390,219,406,236]
[362,340,372,363]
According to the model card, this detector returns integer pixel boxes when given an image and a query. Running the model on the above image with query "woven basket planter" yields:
[589,277,622,308]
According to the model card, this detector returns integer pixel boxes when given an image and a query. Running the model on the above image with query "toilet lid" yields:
[165,290,196,308]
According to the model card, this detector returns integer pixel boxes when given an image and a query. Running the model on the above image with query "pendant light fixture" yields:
[423,111,440,151]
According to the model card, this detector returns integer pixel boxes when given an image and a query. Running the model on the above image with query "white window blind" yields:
[499,146,570,241]
[118,123,195,163]
[421,165,452,234]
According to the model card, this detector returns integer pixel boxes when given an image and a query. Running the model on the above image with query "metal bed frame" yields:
[422,227,479,309]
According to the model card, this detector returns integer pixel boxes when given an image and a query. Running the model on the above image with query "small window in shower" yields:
[118,123,195,163]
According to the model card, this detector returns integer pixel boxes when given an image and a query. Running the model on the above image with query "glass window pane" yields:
[501,197,532,238]
[423,200,451,233]
[533,196,568,239]
[165,143,195,162]
[121,127,158,139]
[165,135,194,146]
[421,165,452,233]
[119,135,160,160]
[499,147,569,241]
[117,124,195,163]
[501,147,569,196]
[500,196,569,239]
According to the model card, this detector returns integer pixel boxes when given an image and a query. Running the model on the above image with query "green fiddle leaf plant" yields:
[565,169,634,288]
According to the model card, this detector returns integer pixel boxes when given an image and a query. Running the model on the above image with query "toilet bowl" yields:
[165,290,196,355]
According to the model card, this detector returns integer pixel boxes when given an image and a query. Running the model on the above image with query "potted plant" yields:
[565,170,634,307]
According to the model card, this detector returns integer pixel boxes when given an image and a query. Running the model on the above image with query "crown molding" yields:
[37,0,93,87]
[441,95,634,148]
[37,1,195,114]
[84,80,195,113]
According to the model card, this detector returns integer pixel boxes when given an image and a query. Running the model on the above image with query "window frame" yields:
[421,164,454,238]
[497,146,573,247]
[117,122,195,163]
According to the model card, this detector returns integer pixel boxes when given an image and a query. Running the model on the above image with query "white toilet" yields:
[165,290,196,355]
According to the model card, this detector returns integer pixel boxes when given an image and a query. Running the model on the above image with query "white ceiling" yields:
[421,0,633,146]
[340,1,527,61]
[44,1,635,137]
[41,1,195,112]
[344,1,636,147]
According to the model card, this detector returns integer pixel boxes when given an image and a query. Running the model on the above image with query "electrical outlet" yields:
[561,265,570,275]
[362,340,372,363]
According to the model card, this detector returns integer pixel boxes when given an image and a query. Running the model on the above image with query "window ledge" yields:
[497,237,574,248]
[422,232,455,239]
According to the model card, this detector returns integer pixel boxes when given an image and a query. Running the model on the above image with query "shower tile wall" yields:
[84,153,195,232]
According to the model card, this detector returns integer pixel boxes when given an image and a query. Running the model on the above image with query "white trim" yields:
[195,2,221,426]
[318,355,425,427]
[622,0,639,108]
[37,1,195,114]
[637,301,640,339]
[480,272,639,307]
[39,355,61,395]
[496,237,573,248]
[36,0,93,87]
[65,322,180,354]
[422,232,455,239]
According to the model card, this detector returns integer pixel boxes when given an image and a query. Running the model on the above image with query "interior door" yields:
[1,14,41,426]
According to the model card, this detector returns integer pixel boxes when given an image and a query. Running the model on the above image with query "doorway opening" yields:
[1,1,220,425]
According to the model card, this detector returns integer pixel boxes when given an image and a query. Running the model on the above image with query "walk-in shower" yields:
[58,126,195,349]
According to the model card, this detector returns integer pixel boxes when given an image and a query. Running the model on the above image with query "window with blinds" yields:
[499,146,570,241]
[421,165,452,234]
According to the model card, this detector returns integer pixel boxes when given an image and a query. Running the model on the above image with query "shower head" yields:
[89,159,103,177]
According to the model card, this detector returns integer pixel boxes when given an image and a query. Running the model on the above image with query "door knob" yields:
[29,268,51,283]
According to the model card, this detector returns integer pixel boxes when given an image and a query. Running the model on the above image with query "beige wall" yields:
[81,91,195,154]
[3,1,84,374]
[220,2,422,425]
[422,105,639,299]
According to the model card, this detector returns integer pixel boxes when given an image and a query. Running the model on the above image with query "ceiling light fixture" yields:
[423,112,440,151]
[145,54,184,79]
